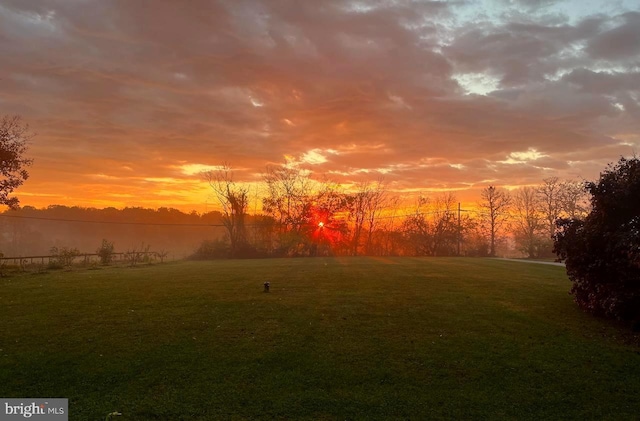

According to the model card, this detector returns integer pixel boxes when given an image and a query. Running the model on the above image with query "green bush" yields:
[189,238,229,260]
[49,246,80,268]
[96,239,115,265]
[554,157,640,324]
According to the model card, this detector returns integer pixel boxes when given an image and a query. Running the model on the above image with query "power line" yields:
[373,208,472,220]
[0,213,227,227]
[0,207,480,227]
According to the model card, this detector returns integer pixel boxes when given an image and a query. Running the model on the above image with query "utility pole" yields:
[457,202,461,256]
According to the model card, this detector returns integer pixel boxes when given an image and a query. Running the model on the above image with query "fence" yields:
[0,251,167,268]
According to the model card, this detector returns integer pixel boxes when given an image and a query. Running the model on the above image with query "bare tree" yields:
[364,179,389,255]
[425,192,459,256]
[401,196,432,256]
[262,164,315,255]
[347,185,367,256]
[376,195,400,256]
[537,177,564,239]
[262,164,314,232]
[204,164,249,258]
[401,192,459,256]
[512,186,544,258]
[560,179,589,219]
[0,115,34,208]
[311,179,350,255]
[347,179,388,255]
[479,186,511,257]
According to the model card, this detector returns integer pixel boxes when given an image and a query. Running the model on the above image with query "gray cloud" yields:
[586,11,640,61]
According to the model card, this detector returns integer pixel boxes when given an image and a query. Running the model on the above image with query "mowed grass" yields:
[1,258,639,420]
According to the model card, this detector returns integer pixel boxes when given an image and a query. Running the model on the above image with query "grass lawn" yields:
[1,257,639,420]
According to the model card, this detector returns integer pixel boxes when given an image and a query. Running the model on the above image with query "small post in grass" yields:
[263,281,270,293]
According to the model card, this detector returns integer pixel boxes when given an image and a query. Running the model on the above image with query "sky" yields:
[1,0,639,212]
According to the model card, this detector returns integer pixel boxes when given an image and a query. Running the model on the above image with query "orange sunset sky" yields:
[1,0,639,212]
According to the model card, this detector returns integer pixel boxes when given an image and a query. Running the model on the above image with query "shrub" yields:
[156,249,169,263]
[49,246,81,268]
[97,239,115,265]
[554,157,640,323]
[189,238,229,260]
[124,243,150,267]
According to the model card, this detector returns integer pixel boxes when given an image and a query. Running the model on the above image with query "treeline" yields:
[0,206,230,258]
[0,166,589,260]
[199,164,590,259]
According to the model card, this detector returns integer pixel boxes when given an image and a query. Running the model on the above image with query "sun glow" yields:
[500,148,548,165]
[177,164,226,176]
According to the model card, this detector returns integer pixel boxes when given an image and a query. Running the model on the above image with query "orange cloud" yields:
[0,1,638,211]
